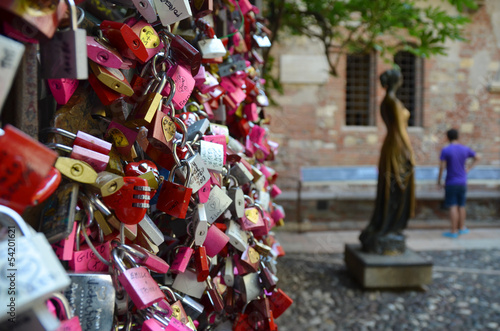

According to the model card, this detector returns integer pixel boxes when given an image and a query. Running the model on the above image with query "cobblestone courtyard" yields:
[276,249,500,331]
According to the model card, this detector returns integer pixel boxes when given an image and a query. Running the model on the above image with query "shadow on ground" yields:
[275,249,500,331]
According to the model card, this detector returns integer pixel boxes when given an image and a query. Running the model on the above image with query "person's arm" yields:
[437,160,446,188]
[466,154,480,173]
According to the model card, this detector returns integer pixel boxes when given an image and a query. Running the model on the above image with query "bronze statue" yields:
[359,69,416,255]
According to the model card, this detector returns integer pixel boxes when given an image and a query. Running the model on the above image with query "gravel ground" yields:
[274,249,500,331]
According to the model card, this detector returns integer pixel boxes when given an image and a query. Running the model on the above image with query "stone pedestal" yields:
[344,244,433,289]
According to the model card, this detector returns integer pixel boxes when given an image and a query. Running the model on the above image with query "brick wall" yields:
[265,2,500,192]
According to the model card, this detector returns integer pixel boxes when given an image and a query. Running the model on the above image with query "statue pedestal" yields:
[344,244,433,289]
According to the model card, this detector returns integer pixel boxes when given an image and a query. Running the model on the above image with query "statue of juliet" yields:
[359,68,416,255]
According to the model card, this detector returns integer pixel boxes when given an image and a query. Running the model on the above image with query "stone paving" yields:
[272,228,500,331]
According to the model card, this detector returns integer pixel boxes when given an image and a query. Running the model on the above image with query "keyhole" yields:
[139,1,146,8]
[199,230,205,237]
[97,51,109,63]
[229,65,236,73]
[108,182,118,193]
[70,164,83,177]
[114,83,120,89]
[132,39,140,49]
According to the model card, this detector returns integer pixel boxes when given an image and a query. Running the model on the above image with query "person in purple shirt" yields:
[437,129,480,238]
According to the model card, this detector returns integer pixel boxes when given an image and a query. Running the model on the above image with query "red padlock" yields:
[100,20,149,63]
[156,160,193,219]
[0,124,60,213]
[102,176,151,225]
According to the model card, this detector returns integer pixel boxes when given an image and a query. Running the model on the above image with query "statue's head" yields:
[380,69,403,91]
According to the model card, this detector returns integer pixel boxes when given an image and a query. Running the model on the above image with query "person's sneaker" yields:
[458,228,470,235]
[442,231,459,238]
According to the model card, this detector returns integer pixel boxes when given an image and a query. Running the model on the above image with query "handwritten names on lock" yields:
[161,116,176,142]
[205,186,232,224]
[64,274,116,331]
[180,155,210,193]
[200,140,224,172]
[69,242,111,272]
[154,0,192,26]
[139,26,160,49]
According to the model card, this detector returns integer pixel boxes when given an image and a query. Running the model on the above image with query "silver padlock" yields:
[235,272,261,304]
[199,140,224,172]
[204,185,233,224]
[213,97,226,122]
[0,205,71,322]
[198,38,227,59]
[178,148,211,194]
[229,162,254,185]
[187,118,210,143]
[226,220,248,252]
[139,214,165,246]
[132,0,158,23]
[224,255,234,287]
[153,0,192,25]
[39,0,88,79]
[0,35,25,114]
[227,176,245,218]
[171,269,206,299]
[173,292,204,320]
[63,273,116,330]
[193,204,208,246]
[256,190,271,212]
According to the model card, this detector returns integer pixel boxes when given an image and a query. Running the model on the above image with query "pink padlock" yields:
[244,103,259,122]
[269,184,282,198]
[86,36,130,69]
[48,78,79,105]
[238,0,254,15]
[112,248,165,309]
[203,225,230,258]
[121,243,171,274]
[47,143,110,172]
[170,245,194,274]
[163,64,195,109]
[249,125,266,145]
[198,181,211,204]
[49,293,83,331]
[271,204,286,224]
[193,65,206,86]
[52,221,78,261]
[69,241,111,272]
[196,71,219,94]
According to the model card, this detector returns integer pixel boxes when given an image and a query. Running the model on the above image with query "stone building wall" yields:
[265,1,500,192]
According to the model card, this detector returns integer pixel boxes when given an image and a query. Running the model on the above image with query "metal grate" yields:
[395,51,424,127]
[345,53,376,126]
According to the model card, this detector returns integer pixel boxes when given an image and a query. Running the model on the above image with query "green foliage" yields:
[263,0,477,77]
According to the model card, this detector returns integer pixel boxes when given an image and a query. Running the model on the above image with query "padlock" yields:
[102,176,151,225]
[229,162,254,185]
[39,182,79,244]
[117,242,170,273]
[51,220,78,261]
[170,243,194,274]
[112,248,165,309]
[47,78,79,105]
[176,145,210,194]
[224,255,235,286]
[239,246,260,273]
[193,204,208,246]
[235,272,261,304]
[138,214,165,246]
[226,220,248,252]
[218,55,246,77]
[63,273,116,331]
[0,34,25,113]
[147,109,177,152]
[202,223,229,258]
[100,20,149,62]
[153,0,192,26]
[47,143,110,172]
[267,288,293,318]
[49,292,82,331]
[204,185,233,224]
[187,118,210,142]
[89,61,134,96]
[86,35,130,69]
[171,269,206,299]
[88,72,123,106]
[162,63,195,110]
[199,140,225,172]
[39,0,88,79]
[259,261,278,292]
[156,160,193,219]
[0,205,71,322]
[205,277,224,313]
[0,125,61,213]
[198,180,211,204]
[172,292,204,320]
[227,176,245,218]
[105,120,140,155]
[162,31,201,76]
[131,0,158,23]
[43,127,112,156]
[130,72,170,127]
[130,20,164,62]
[194,246,210,282]
[141,306,192,331]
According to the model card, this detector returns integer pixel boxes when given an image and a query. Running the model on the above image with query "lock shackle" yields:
[46,142,73,154]
[172,116,187,148]
[144,306,172,327]
[183,101,201,114]
[112,247,139,273]
[155,72,168,93]
[80,218,113,267]
[163,76,176,109]
[65,0,79,31]
[41,127,77,140]
[243,195,254,206]
[159,285,177,303]
[167,159,192,188]
[151,51,168,81]
[0,205,32,237]
[49,292,74,320]
[112,240,148,261]
[226,174,239,188]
